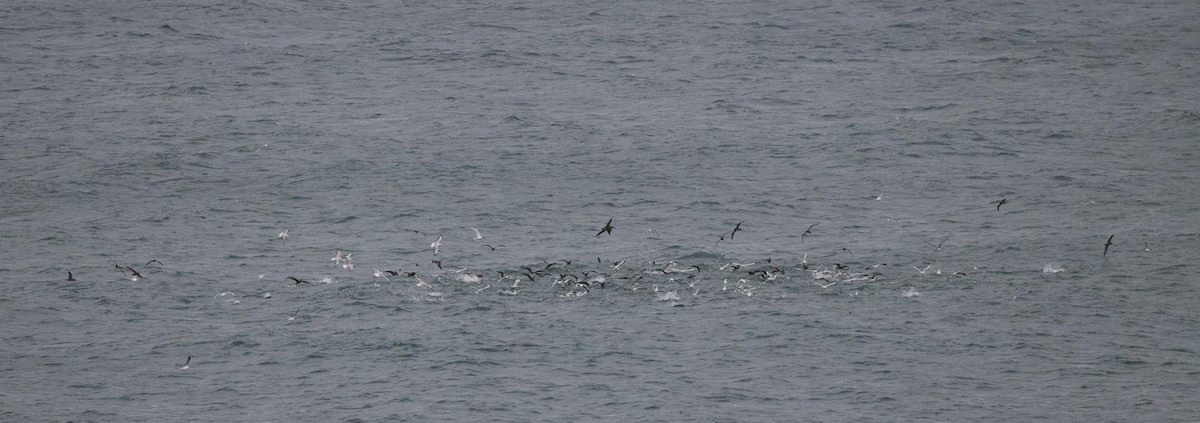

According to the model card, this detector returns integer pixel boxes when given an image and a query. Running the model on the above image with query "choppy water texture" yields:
[3,0,1200,421]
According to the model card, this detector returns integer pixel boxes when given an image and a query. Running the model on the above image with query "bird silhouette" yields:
[596,218,613,236]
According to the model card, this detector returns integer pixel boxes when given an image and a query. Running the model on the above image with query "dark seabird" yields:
[994,198,1008,211]
[288,276,311,285]
[927,238,948,259]
[717,221,744,245]
[802,224,817,243]
[180,356,191,370]
[1104,234,1114,256]
[596,218,613,236]
[67,272,76,281]
[432,259,443,270]
[124,266,144,280]
[146,259,164,266]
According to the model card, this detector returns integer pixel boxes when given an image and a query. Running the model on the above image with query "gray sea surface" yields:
[3,0,1199,421]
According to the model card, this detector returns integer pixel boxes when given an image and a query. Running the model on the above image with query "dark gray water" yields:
[4,0,1199,421]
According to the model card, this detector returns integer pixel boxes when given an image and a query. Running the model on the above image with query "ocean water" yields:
[3,0,1199,421]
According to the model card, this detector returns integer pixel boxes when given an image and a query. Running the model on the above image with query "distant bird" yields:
[596,218,613,236]
[993,198,1008,211]
[1144,241,1151,252]
[802,224,817,243]
[1104,234,1114,256]
[287,308,300,321]
[872,192,884,201]
[470,227,483,241]
[146,259,164,266]
[67,271,76,281]
[179,356,191,370]
[287,276,311,285]
[124,266,144,281]
[431,235,443,255]
[277,229,289,244]
[372,268,390,281]
[610,259,626,270]
[481,244,502,251]
[729,221,743,239]
[432,259,443,270]
[927,238,948,259]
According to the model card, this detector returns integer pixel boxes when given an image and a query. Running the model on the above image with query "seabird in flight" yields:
[372,268,390,281]
[993,198,1008,211]
[431,235,443,255]
[729,221,743,239]
[470,227,483,241]
[928,238,948,259]
[717,221,744,245]
[596,218,613,236]
[67,272,76,281]
[802,224,817,243]
[1103,234,1114,256]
